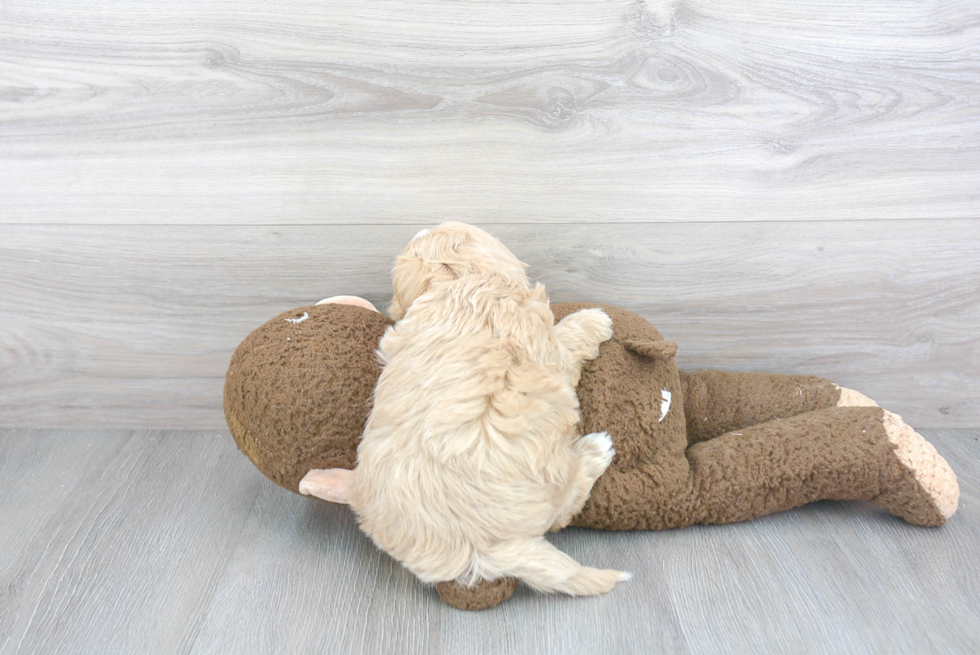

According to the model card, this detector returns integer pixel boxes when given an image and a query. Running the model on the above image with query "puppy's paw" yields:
[576,308,614,346]
[554,308,614,371]
[576,431,615,479]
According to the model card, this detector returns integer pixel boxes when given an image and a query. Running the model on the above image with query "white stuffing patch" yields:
[285,312,309,324]
[659,388,672,422]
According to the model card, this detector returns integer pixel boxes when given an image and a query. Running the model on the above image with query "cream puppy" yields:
[346,222,628,596]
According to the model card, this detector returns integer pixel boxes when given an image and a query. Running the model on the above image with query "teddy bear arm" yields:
[677,370,842,445]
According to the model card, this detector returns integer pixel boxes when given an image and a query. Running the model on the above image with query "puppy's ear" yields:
[415,224,470,275]
[390,252,458,319]
[390,255,431,320]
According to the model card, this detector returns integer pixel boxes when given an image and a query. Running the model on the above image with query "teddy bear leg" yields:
[679,371,844,444]
[680,406,958,527]
[573,406,958,530]
[869,410,958,524]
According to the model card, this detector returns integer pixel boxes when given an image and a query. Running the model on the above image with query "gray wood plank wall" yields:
[1,0,978,429]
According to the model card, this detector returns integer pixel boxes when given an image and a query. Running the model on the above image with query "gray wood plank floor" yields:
[1,429,977,654]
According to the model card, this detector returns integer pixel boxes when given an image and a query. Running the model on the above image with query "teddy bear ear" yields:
[299,468,352,504]
[623,339,678,361]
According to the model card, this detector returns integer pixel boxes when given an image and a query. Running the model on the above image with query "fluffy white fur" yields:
[347,223,629,596]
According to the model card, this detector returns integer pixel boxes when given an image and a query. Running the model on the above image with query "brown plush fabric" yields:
[435,577,520,610]
[680,370,842,444]
[225,301,951,610]
[869,437,947,527]
[547,304,937,531]
[552,303,687,471]
[224,303,393,492]
[573,406,917,530]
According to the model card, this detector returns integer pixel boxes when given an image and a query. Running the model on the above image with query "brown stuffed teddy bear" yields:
[224,297,959,610]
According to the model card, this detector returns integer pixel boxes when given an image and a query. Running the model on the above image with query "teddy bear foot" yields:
[871,411,959,526]
[436,577,520,611]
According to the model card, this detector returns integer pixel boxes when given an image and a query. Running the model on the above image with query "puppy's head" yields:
[388,222,528,320]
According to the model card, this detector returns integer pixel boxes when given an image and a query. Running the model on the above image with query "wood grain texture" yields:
[1,221,977,429]
[1,0,979,224]
[0,429,264,655]
[1,428,977,654]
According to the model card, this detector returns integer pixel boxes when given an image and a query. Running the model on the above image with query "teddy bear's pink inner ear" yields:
[315,296,378,313]
[299,468,353,504]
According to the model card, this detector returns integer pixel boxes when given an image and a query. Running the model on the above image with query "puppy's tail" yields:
[486,538,630,596]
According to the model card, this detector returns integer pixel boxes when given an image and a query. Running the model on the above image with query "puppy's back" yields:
[351,278,576,580]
